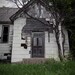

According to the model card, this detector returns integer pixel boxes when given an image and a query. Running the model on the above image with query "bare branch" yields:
[18,0,23,6]
[24,11,51,27]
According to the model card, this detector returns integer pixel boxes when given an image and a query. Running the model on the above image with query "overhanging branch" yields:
[24,11,51,27]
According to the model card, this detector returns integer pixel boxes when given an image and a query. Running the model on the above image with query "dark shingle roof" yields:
[22,18,53,32]
[0,7,18,23]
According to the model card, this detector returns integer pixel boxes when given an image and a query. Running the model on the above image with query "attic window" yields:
[2,26,9,43]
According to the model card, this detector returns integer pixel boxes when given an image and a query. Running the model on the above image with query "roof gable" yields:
[10,0,50,21]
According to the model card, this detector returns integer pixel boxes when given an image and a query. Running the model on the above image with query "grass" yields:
[0,60,75,75]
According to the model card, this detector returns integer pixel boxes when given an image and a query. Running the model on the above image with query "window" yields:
[2,26,9,43]
[33,37,42,46]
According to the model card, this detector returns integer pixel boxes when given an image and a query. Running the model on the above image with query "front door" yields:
[32,32,44,58]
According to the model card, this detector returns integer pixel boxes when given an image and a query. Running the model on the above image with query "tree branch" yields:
[24,11,51,27]
[18,0,23,6]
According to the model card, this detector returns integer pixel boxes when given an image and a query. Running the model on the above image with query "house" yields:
[0,0,69,63]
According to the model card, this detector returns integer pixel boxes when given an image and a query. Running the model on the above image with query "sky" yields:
[0,0,17,7]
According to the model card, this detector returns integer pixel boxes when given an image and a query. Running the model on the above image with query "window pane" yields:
[3,27,8,34]
[33,37,37,46]
[3,35,8,43]
[38,37,42,46]
[2,26,9,43]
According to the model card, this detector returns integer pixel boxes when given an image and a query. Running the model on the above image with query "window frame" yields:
[1,25,9,43]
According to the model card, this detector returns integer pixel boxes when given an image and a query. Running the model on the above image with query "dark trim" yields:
[22,18,53,33]
[21,43,27,49]
[1,25,10,43]
[10,0,51,21]
[43,32,45,58]
[31,32,45,58]
[0,21,13,24]
[4,53,11,56]
[21,43,25,47]
[10,0,36,21]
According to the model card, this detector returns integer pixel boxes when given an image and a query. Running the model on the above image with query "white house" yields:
[0,0,69,63]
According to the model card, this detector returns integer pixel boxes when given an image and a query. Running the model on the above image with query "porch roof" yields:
[22,18,53,33]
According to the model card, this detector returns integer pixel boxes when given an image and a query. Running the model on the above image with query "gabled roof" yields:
[0,7,18,24]
[10,0,50,21]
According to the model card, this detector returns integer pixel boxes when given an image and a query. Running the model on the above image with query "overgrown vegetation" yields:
[65,0,75,59]
[0,60,75,75]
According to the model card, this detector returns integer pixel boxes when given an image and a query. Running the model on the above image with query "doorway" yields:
[32,32,44,58]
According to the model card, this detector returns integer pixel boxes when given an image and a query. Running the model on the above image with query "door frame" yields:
[31,32,45,58]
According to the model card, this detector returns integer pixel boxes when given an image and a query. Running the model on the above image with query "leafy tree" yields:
[65,0,75,59]
[46,0,72,61]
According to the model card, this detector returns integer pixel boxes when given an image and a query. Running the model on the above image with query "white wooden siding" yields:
[0,24,13,59]
[11,18,70,62]
[45,31,59,60]
[11,18,31,62]
[8,25,13,44]
[63,27,69,56]
[45,30,69,60]
[11,3,70,62]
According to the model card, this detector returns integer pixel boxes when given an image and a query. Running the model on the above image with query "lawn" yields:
[0,60,75,75]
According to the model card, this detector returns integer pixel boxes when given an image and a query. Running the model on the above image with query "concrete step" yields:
[22,58,49,64]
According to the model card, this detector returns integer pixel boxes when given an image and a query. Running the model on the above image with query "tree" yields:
[6,0,30,8]
[7,0,73,61]
[71,0,75,59]
[47,0,72,61]
[65,0,75,59]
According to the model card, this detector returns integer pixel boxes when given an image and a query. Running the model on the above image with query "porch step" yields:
[22,58,49,64]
